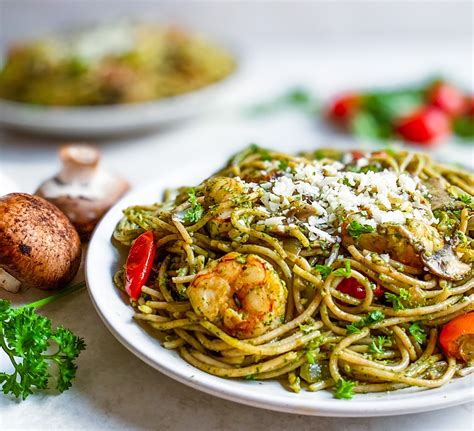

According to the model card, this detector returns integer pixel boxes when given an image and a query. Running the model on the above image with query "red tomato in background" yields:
[429,82,466,116]
[328,93,361,124]
[395,107,450,145]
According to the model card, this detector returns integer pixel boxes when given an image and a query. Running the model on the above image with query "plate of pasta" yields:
[86,145,473,416]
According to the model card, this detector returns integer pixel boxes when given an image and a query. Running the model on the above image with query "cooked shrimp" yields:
[187,252,287,339]
[202,176,245,206]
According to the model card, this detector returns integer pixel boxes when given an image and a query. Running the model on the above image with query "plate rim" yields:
[85,176,474,417]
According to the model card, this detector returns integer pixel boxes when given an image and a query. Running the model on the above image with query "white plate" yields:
[0,75,235,137]
[86,175,474,417]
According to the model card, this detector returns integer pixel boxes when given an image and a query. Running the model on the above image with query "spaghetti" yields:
[113,146,473,398]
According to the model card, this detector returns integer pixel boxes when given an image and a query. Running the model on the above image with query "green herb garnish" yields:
[346,310,385,334]
[183,188,204,223]
[332,260,352,278]
[334,378,355,399]
[347,220,375,240]
[368,336,387,355]
[409,322,426,344]
[314,264,332,280]
[384,289,410,311]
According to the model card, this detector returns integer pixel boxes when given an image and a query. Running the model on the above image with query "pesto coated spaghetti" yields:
[113,146,474,398]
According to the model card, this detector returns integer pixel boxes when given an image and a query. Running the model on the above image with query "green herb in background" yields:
[246,87,319,116]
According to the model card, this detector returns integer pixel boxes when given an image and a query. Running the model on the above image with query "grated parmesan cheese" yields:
[236,157,435,244]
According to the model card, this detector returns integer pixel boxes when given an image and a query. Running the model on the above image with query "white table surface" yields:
[1,42,473,430]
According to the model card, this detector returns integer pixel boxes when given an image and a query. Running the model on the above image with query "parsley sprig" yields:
[0,283,86,400]
[409,322,426,344]
[334,378,355,399]
[347,220,375,240]
[346,310,385,334]
[368,336,388,355]
[332,261,352,278]
[384,288,411,311]
[183,188,204,223]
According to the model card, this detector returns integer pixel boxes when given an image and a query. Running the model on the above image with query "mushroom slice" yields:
[0,193,82,291]
[421,243,471,281]
[396,222,470,281]
[36,144,129,240]
[423,177,454,211]
[342,218,470,280]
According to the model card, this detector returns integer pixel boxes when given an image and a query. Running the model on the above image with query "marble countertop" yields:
[1,41,473,430]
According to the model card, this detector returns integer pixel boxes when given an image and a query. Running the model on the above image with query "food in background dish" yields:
[36,144,129,240]
[0,22,235,106]
[112,145,473,398]
[0,193,82,292]
[327,80,474,145]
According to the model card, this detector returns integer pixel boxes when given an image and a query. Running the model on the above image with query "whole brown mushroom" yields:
[0,193,82,292]
[36,144,129,240]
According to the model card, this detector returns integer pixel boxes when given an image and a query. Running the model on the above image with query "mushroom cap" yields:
[0,193,82,290]
[39,180,129,239]
[35,143,129,239]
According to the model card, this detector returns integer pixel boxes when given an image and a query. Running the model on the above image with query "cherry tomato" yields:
[439,312,474,362]
[465,95,474,116]
[337,278,384,301]
[350,150,365,161]
[125,231,156,300]
[429,82,466,116]
[395,107,450,144]
[328,93,361,124]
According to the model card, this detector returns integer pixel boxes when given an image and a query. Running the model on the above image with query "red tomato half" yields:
[337,278,384,302]
[395,107,450,145]
[125,231,156,300]
[439,312,474,362]
[429,82,466,116]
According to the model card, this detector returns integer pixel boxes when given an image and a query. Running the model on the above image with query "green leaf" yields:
[334,378,355,399]
[278,160,289,170]
[384,290,410,311]
[332,260,352,278]
[183,188,204,223]
[368,336,387,355]
[347,220,375,240]
[453,116,474,140]
[314,264,332,280]
[0,300,85,400]
[346,310,385,334]
[409,322,426,344]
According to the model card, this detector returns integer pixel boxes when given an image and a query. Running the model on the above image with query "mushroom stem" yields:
[0,268,21,293]
[58,144,101,183]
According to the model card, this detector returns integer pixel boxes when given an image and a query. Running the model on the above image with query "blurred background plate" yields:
[0,74,237,137]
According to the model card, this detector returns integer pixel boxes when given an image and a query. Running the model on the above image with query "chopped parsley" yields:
[182,188,204,223]
[408,322,426,344]
[334,378,355,399]
[332,260,352,278]
[346,310,385,334]
[459,194,473,205]
[384,289,410,311]
[306,351,316,365]
[278,160,289,170]
[347,220,375,240]
[314,264,332,280]
[368,336,387,355]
